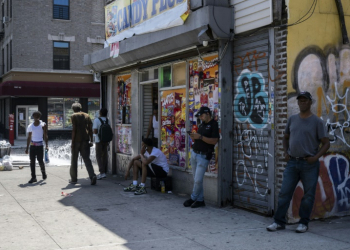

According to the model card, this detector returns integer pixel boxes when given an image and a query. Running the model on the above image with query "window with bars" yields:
[53,41,70,70]
[53,0,69,20]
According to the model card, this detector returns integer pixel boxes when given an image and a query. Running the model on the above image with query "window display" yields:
[160,89,186,167]
[116,75,132,155]
[48,98,79,130]
[188,55,220,173]
[88,98,100,120]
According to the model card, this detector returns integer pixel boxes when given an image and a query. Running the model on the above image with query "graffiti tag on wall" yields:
[234,69,269,129]
[291,154,350,221]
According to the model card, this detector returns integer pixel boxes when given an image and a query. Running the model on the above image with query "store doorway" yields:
[141,82,159,147]
[16,105,38,139]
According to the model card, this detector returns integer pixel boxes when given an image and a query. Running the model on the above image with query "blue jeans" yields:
[274,158,320,226]
[190,150,209,202]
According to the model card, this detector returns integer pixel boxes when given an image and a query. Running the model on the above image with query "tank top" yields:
[28,121,45,142]
[153,115,159,139]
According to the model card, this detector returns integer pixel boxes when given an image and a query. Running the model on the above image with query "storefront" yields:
[85,1,234,205]
[0,81,100,140]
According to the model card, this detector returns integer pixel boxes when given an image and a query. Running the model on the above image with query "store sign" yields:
[105,0,189,45]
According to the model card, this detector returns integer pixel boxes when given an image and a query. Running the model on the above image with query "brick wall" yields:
[274,20,288,209]
[7,0,105,71]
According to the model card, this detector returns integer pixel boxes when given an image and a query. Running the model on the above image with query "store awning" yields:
[0,81,100,97]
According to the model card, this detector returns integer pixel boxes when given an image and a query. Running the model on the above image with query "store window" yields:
[48,98,79,130]
[116,75,132,155]
[88,98,100,120]
[53,41,70,70]
[173,61,186,86]
[188,55,220,173]
[53,0,69,20]
[159,65,171,88]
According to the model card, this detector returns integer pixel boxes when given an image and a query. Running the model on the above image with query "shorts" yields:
[140,162,167,178]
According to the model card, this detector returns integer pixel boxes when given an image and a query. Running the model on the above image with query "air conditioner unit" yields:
[93,72,101,83]
[2,16,9,24]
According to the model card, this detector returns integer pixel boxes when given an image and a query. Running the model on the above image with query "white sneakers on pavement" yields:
[266,222,285,231]
[97,173,106,180]
[267,222,308,233]
[295,223,308,233]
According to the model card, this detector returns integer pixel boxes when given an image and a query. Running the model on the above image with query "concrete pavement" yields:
[0,159,350,250]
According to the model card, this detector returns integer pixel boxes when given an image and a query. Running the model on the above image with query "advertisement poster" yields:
[116,75,132,155]
[116,125,132,154]
[160,88,186,167]
[188,55,220,173]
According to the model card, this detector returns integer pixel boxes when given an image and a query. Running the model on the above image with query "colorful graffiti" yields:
[289,45,350,219]
[234,69,269,129]
[291,154,350,221]
[290,46,350,149]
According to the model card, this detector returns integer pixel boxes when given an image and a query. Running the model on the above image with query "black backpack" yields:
[98,118,114,142]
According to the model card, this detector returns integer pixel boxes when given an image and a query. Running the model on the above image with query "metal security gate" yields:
[232,29,275,215]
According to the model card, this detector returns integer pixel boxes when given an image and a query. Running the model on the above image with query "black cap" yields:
[195,106,211,117]
[297,91,312,100]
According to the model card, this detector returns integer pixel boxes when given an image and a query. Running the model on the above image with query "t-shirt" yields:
[93,117,107,143]
[285,114,327,157]
[71,112,92,142]
[27,120,45,142]
[144,147,169,173]
[193,119,220,153]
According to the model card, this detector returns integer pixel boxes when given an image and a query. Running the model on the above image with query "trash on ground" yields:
[61,192,73,197]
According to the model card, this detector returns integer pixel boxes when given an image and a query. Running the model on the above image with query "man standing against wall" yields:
[184,106,220,208]
[70,103,97,185]
[93,108,109,180]
[267,91,330,233]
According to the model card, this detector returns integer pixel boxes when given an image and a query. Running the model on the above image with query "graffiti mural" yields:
[234,69,269,129]
[288,45,350,219]
[290,154,350,222]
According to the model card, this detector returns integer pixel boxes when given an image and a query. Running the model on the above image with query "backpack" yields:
[98,118,114,142]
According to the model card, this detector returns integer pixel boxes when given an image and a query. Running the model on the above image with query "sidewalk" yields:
[1,162,349,250]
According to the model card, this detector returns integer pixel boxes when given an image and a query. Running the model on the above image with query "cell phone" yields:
[187,130,192,135]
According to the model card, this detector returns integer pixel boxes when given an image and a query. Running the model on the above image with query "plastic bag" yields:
[44,149,50,164]
[2,156,13,171]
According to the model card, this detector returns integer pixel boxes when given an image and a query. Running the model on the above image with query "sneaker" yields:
[91,175,97,185]
[183,199,195,207]
[134,186,147,195]
[123,183,139,192]
[68,179,77,184]
[191,200,206,208]
[28,178,37,184]
[266,222,285,232]
[42,172,47,180]
[102,173,107,178]
[295,223,308,233]
[97,174,103,180]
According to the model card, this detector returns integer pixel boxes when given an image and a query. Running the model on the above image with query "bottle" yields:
[160,181,165,193]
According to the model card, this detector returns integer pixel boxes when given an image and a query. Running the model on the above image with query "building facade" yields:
[85,0,350,221]
[0,0,105,140]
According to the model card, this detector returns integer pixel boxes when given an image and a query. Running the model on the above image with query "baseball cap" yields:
[195,106,211,117]
[297,91,312,100]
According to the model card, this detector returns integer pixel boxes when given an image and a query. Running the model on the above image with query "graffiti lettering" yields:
[234,50,266,75]
[236,160,268,197]
[234,69,268,129]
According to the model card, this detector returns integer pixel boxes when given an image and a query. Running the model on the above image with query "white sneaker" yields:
[266,222,285,232]
[102,173,106,178]
[97,174,103,180]
[295,223,308,233]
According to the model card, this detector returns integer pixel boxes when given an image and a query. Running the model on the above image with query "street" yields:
[1,150,350,250]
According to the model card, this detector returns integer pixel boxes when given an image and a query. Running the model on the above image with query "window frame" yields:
[53,0,70,20]
[53,41,70,70]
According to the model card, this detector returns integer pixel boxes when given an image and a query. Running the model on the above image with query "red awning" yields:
[0,81,100,97]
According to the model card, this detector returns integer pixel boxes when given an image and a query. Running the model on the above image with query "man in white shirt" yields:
[25,111,48,183]
[124,138,169,195]
[93,108,109,180]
